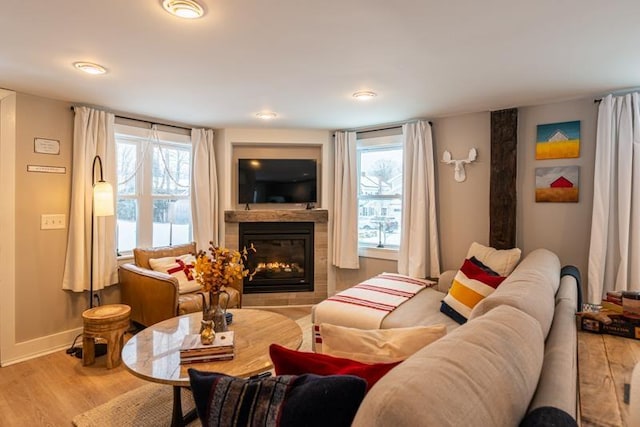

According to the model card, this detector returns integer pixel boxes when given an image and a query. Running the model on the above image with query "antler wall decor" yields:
[441,148,477,182]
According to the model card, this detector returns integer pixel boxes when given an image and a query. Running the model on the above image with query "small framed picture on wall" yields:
[535,166,579,202]
[535,121,580,160]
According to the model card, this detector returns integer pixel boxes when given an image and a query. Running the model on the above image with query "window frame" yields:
[356,132,403,260]
[114,123,193,256]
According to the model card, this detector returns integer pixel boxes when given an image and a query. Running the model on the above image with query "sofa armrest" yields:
[119,263,180,327]
[436,270,456,293]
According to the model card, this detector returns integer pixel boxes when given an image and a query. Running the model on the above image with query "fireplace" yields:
[239,222,314,293]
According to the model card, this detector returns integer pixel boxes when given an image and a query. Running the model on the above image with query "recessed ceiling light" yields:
[352,90,377,100]
[162,0,204,19]
[73,62,107,75]
[256,112,277,120]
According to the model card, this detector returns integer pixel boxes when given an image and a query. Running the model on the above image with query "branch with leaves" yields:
[193,242,257,293]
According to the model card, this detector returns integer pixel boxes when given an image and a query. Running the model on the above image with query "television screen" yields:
[238,159,318,204]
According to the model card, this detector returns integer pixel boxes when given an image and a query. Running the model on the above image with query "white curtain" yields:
[191,128,218,250]
[398,120,440,278]
[332,131,359,268]
[63,107,117,292]
[587,93,640,303]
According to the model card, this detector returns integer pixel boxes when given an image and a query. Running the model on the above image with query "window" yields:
[115,124,192,255]
[357,133,403,252]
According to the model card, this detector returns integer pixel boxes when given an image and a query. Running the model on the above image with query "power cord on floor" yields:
[66,296,105,359]
[66,333,83,358]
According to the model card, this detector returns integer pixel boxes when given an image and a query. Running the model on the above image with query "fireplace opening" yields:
[239,222,314,293]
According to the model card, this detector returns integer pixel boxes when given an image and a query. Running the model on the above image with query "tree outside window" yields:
[357,135,403,249]
[115,126,192,254]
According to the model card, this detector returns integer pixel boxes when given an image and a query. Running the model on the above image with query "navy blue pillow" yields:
[188,369,367,427]
[440,300,468,324]
[519,407,577,427]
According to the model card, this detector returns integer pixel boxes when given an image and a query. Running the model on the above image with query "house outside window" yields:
[115,124,192,255]
[357,132,403,256]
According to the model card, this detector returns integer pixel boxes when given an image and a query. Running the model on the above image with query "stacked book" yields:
[602,291,623,313]
[179,331,235,364]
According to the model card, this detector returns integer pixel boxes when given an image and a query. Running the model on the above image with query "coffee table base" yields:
[172,386,197,427]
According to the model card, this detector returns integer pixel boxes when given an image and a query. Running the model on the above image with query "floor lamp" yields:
[90,154,114,308]
[67,155,114,358]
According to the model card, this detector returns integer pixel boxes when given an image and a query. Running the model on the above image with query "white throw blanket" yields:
[314,273,435,346]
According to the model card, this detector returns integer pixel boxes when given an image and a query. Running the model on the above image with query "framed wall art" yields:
[535,166,579,202]
[535,120,580,160]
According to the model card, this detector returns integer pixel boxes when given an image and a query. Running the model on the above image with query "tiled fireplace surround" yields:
[224,209,329,306]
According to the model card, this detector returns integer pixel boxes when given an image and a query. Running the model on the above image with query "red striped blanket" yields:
[313,273,436,348]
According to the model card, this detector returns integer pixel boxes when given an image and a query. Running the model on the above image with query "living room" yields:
[0,92,598,357]
[0,1,639,426]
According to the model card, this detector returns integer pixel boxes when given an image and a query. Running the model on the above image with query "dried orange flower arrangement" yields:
[193,243,256,293]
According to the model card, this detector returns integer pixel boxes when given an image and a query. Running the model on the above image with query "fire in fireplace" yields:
[239,222,314,293]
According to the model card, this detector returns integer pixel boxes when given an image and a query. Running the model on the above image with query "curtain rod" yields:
[70,106,191,132]
[333,120,433,137]
[357,125,403,134]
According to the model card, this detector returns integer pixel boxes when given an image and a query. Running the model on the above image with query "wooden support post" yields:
[490,108,518,249]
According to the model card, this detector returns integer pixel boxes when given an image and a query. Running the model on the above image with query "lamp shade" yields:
[93,181,114,217]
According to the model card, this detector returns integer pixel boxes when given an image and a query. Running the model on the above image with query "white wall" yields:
[433,112,492,271]
[517,98,597,291]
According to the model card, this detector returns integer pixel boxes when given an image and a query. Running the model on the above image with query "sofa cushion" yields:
[352,305,544,427]
[467,241,521,276]
[317,323,446,364]
[441,257,507,323]
[269,344,400,392]
[469,248,560,338]
[188,369,366,427]
[148,254,201,294]
[379,287,461,332]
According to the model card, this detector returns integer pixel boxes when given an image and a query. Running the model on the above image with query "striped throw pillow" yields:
[441,257,507,324]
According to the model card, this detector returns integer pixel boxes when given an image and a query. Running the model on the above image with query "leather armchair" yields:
[119,242,243,327]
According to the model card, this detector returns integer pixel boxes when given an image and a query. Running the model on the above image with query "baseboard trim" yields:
[0,326,83,367]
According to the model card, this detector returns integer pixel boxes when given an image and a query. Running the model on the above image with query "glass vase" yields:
[203,290,228,333]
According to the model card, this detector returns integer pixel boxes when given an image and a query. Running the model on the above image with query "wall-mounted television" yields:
[238,159,318,204]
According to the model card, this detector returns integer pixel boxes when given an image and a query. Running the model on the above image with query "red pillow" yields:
[269,344,400,392]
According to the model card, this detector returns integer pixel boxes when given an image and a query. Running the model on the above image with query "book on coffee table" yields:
[180,331,235,361]
[180,351,235,364]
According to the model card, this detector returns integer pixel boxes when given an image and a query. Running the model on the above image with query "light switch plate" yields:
[41,214,65,230]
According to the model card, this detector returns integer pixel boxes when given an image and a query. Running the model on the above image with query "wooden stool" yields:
[82,304,131,369]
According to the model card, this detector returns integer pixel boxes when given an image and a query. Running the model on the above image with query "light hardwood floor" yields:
[0,306,311,427]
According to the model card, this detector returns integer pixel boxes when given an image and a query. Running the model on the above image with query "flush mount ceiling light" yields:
[256,112,277,120]
[73,62,107,75]
[162,0,204,19]
[352,90,377,100]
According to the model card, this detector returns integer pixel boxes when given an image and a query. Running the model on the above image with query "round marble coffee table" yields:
[122,309,302,426]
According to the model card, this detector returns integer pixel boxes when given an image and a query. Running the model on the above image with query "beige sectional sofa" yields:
[314,248,580,426]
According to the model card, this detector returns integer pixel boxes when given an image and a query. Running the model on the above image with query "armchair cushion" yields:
[148,254,201,294]
[133,242,196,270]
